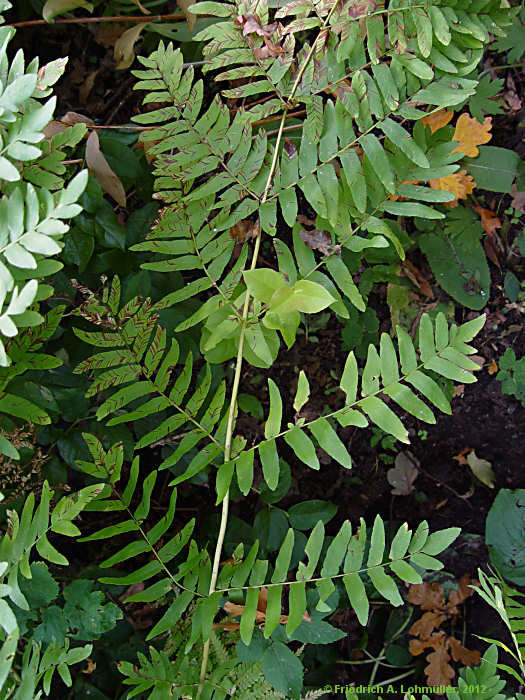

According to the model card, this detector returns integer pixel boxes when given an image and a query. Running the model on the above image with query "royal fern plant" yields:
[1,0,510,695]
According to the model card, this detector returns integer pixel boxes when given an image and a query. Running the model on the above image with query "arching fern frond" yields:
[471,569,525,685]
[211,515,459,646]
[75,434,204,630]
[224,312,484,494]
[73,277,227,474]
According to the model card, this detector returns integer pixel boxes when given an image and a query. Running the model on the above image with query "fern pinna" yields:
[69,0,510,695]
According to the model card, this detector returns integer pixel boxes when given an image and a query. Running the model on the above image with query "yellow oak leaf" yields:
[422,109,454,134]
[429,170,476,207]
[451,114,492,157]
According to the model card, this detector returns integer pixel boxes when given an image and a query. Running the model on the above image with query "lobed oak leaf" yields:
[448,637,481,667]
[429,170,476,207]
[422,109,454,134]
[408,582,446,611]
[387,450,419,495]
[410,611,446,640]
[451,114,492,158]
[425,642,455,686]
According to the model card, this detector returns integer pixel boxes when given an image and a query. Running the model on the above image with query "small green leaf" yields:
[293,371,310,412]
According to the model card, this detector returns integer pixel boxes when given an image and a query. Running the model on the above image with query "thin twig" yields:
[9,13,185,28]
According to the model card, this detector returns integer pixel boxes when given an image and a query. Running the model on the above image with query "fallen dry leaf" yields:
[82,658,97,674]
[410,611,446,639]
[483,234,501,270]
[474,206,502,236]
[235,14,278,38]
[408,582,446,611]
[510,184,525,213]
[401,260,434,298]
[422,109,454,134]
[466,450,495,489]
[488,359,498,375]
[430,170,476,207]
[452,114,492,158]
[217,586,312,631]
[448,574,475,609]
[425,641,456,686]
[114,23,149,70]
[387,451,419,495]
[448,637,481,666]
[300,229,333,256]
[408,575,481,687]
[61,111,95,127]
[86,130,126,207]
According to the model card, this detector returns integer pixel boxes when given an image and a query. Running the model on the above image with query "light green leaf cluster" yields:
[0,482,101,694]
[0,27,87,366]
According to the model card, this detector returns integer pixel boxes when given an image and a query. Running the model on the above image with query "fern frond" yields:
[73,277,227,472]
[471,569,525,685]
[74,435,200,615]
[211,515,459,646]
[226,312,484,494]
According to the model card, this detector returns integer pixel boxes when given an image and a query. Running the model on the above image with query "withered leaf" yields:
[86,130,126,207]
[448,637,481,666]
[510,184,525,213]
[474,206,502,236]
[410,611,446,640]
[218,587,312,631]
[465,451,495,489]
[235,14,278,38]
[408,582,445,611]
[448,574,476,608]
[387,450,419,495]
[114,23,149,70]
[425,642,455,687]
[300,228,333,256]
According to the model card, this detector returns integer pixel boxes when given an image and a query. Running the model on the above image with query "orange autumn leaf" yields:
[473,206,502,236]
[452,114,492,158]
[422,108,454,134]
[430,170,476,207]
[488,359,498,375]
